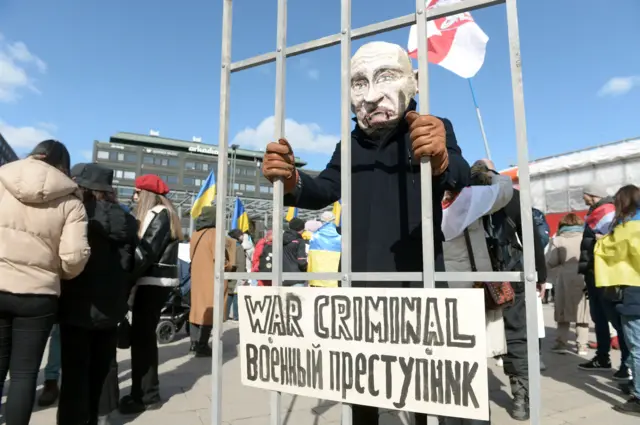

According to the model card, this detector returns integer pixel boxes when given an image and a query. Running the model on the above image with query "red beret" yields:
[135,174,170,195]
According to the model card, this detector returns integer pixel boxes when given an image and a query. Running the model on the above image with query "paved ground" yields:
[18,304,637,425]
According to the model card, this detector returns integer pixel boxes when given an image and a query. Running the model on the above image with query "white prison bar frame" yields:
[212,0,542,424]
[225,271,525,281]
[229,0,504,72]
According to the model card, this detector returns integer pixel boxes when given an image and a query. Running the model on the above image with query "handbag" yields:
[463,228,515,310]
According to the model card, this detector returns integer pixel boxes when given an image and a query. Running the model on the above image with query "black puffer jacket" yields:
[578,197,615,279]
[282,229,308,286]
[59,200,138,329]
[133,206,179,286]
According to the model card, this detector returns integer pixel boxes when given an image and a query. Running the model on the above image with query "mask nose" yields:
[363,88,384,108]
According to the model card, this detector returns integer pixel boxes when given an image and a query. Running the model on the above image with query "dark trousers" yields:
[353,406,428,425]
[0,291,57,425]
[585,274,612,362]
[190,323,212,347]
[58,325,118,425]
[130,285,170,404]
[502,284,529,397]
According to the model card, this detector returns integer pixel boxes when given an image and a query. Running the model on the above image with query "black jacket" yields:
[133,207,179,284]
[282,229,308,286]
[285,101,469,287]
[578,197,614,280]
[488,190,548,284]
[59,200,138,329]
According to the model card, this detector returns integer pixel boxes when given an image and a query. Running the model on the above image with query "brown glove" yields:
[262,138,298,194]
[405,112,449,176]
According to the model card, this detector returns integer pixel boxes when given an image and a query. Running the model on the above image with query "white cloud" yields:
[0,33,47,102]
[297,57,320,81]
[598,76,640,97]
[232,116,339,154]
[80,150,93,161]
[0,120,55,149]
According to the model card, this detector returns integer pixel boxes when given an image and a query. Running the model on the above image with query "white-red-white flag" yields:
[408,0,489,78]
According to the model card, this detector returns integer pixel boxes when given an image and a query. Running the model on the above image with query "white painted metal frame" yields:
[212,0,540,424]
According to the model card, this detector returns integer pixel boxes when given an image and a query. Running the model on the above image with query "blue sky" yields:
[1,0,639,171]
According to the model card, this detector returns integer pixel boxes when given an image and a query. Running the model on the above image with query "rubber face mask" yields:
[350,42,418,136]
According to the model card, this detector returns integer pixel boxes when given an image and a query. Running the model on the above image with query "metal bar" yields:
[339,0,353,421]
[270,0,287,423]
[415,0,437,424]
[230,0,504,72]
[505,0,540,424]
[224,271,525,282]
[211,1,232,425]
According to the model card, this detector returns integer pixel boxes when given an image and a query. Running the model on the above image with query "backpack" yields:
[532,208,550,248]
[258,243,273,272]
[484,213,522,272]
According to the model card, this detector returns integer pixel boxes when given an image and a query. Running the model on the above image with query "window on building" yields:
[245,184,255,192]
[160,175,179,185]
[117,187,135,198]
[260,185,270,194]
[123,171,136,180]
[97,150,109,160]
[233,183,240,190]
[143,156,154,164]
[124,153,138,163]
[184,177,203,187]
[168,158,179,167]
[202,163,210,171]
[185,161,196,170]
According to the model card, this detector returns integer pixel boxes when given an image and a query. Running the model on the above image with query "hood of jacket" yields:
[284,229,302,245]
[195,209,216,231]
[0,158,80,204]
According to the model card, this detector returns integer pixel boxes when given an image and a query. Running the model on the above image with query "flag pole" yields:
[468,78,492,160]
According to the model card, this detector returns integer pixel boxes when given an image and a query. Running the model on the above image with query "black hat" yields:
[70,163,87,180]
[75,164,114,192]
[289,217,305,232]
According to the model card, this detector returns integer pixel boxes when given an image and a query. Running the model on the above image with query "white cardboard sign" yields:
[238,287,489,421]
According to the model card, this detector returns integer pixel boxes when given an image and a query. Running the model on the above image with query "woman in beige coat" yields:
[546,213,590,355]
[0,140,90,425]
[188,206,233,356]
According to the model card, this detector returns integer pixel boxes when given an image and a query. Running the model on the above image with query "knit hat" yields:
[583,183,608,199]
[135,174,170,195]
[288,217,305,232]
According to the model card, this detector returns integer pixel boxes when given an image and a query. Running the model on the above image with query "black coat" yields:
[285,102,470,287]
[134,207,179,283]
[578,197,614,281]
[488,189,548,284]
[282,229,308,286]
[59,200,138,329]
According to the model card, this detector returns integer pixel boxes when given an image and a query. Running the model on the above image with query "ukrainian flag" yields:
[332,200,342,227]
[308,222,342,287]
[191,171,216,219]
[232,197,250,232]
[285,207,298,222]
[595,210,640,287]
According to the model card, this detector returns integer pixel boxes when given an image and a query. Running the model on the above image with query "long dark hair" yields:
[29,140,71,176]
[612,184,640,229]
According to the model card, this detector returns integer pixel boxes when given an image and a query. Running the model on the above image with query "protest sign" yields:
[237,287,488,420]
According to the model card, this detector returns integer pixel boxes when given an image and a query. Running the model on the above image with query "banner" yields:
[238,287,489,420]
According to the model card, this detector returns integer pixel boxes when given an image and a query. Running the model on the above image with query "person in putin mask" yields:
[57,164,137,425]
[119,174,182,414]
[260,41,470,425]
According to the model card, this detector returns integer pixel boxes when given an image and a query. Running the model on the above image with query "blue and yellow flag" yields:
[232,197,250,233]
[286,207,298,222]
[191,171,216,218]
[308,222,341,288]
[595,211,640,288]
[332,200,342,227]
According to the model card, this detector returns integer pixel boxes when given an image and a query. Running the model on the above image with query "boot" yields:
[37,379,59,407]
[510,393,529,421]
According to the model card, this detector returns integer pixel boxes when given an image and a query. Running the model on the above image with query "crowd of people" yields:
[1,40,639,425]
